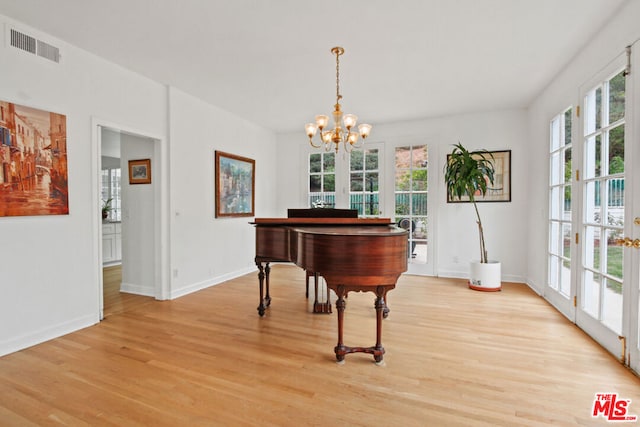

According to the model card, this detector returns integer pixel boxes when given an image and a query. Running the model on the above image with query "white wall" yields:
[526,0,640,294]
[277,109,529,283]
[167,88,278,298]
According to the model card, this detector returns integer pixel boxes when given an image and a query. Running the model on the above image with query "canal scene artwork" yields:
[214,151,254,218]
[0,100,68,217]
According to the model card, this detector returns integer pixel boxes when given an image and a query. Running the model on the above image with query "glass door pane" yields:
[547,108,573,313]
[394,145,428,265]
[349,148,379,217]
[308,152,335,208]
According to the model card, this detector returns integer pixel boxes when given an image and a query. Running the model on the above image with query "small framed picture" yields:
[128,159,152,184]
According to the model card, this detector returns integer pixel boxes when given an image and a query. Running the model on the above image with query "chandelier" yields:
[305,46,372,153]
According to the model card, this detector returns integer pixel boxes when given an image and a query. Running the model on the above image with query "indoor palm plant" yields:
[101,198,113,220]
[444,143,501,291]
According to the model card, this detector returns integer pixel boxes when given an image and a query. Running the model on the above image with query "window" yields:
[101,167,121,221]
[308,152,335,208]
[349,148,379,217]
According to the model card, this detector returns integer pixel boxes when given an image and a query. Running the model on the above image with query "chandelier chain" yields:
[336,51,341,102]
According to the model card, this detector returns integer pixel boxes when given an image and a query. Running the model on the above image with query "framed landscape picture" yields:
[446,150,511,203]
[128,159,151,184]
[215,151,255,218]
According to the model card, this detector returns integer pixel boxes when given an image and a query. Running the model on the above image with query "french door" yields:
[392,143,434,275]
[577,58,627,361]
[548,48,640,372]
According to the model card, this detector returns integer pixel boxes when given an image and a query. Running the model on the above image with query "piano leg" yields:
[334,287,347,363]
[255,261,272,316]
[373,288,386,364]
[332,284,391,364]
[313,272,318,306]
[382,293,390,319]
[265,263,271,307]
[312,272,332,314]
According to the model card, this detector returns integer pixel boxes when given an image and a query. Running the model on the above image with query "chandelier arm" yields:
[309,137,322,149]
[343,139,354,154]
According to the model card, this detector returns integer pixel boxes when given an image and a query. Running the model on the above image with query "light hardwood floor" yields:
[1,265,639,426]
[102,265,152,318]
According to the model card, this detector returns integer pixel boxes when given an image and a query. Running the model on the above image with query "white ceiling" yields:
[0,0,629,133]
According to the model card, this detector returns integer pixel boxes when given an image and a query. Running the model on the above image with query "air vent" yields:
[37,39,60,62]
[10,28,36,54]
[9,28,60,63]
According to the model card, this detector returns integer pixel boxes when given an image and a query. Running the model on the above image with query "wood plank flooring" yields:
[1,265,639,426]
[102,265,153,318]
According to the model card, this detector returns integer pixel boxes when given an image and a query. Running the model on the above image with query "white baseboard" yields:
[0,313,98,357]
[170,266,256,299]
[120,281,155,297]
[416,269,527,285]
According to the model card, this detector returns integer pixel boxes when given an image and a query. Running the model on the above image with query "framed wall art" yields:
[0,100,68,217]
[215,151,255,218]
[446,149,511,203]
[128,158,151,184]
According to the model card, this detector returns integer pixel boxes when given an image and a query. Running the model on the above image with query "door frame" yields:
[626,43,640,372]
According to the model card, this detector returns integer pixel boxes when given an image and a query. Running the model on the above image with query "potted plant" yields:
[444,143,501,291]
[101,198,113,220]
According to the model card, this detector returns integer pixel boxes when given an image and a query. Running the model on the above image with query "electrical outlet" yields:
[453,256,459,264]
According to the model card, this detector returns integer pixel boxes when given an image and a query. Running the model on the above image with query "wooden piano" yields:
[252,215,408,363]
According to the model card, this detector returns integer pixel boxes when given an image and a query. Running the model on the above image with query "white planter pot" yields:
[469,260,502,291]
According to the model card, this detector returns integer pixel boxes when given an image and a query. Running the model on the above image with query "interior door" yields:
[576,52,635,362]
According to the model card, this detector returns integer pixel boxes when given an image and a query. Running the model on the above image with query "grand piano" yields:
[252,213,408,363]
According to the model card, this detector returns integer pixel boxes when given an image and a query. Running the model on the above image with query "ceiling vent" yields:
[9,28,60,63]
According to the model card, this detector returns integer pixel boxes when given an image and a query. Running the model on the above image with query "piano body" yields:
[252,215,407,363]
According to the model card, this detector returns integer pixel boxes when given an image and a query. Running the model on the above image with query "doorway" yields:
[95,121,166,319]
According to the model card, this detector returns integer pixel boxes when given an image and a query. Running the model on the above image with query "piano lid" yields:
[252,218,393,226]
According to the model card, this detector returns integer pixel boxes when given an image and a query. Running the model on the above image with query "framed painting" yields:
[215,151,255,217]
[446,150,511,203]
[128,159,151,184]
[0,100,68,217]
